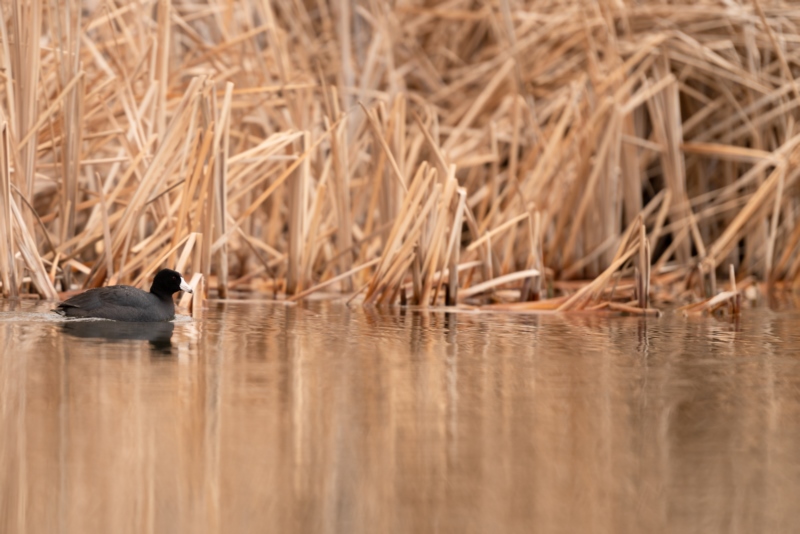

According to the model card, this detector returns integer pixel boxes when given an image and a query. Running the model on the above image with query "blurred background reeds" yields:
[1,0,799,312]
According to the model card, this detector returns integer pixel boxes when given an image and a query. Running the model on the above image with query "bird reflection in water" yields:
[60,320,175,354]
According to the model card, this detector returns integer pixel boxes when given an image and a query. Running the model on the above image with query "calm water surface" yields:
[1,300,800,533]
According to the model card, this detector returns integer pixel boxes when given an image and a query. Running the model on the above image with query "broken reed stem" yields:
[0,123,16,297]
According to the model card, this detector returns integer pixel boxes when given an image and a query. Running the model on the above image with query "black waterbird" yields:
[53,268,192,322]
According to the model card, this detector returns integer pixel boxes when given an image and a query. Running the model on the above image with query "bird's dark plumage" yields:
[54,269,192,322]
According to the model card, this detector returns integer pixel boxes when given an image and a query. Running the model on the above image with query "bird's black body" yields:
[54,269,192,322]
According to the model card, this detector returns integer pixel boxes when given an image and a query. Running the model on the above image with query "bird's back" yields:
[55,285,175,322]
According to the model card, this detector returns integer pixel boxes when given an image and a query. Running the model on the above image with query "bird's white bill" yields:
[180,277,193,293]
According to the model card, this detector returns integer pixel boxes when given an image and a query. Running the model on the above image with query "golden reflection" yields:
[1,304,800,533]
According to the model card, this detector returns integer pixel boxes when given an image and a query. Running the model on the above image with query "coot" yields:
[54,268,192,322]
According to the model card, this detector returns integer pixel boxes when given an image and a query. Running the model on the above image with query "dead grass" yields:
[1,0,800,315]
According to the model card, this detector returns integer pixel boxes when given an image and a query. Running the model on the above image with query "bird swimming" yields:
[53,268,192,322]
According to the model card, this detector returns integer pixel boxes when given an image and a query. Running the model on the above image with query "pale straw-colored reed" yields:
[1,0,799,315]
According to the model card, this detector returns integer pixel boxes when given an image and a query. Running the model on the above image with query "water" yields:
[1,300,800,533]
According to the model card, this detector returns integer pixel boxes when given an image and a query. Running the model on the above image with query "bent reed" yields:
[1,0,799,315]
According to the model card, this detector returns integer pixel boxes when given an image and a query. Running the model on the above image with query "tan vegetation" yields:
[1,0,799,314]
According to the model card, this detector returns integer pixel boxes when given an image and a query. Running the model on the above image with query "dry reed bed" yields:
[1,0,799,314]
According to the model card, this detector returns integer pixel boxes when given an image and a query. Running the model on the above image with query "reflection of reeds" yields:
[1,1,799,313]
